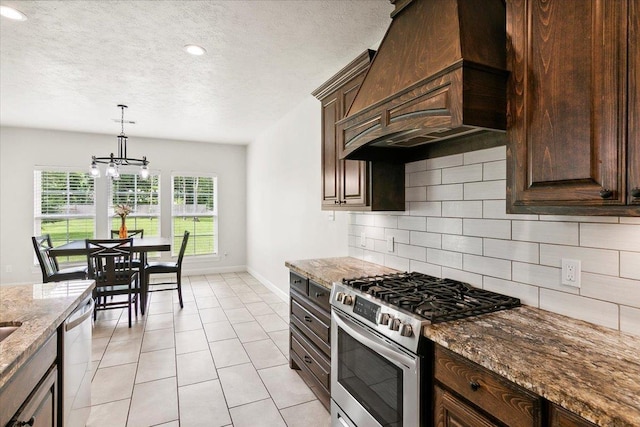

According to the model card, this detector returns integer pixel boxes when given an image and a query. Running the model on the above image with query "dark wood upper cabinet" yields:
[313,51,405,211]
[506,0,640,216]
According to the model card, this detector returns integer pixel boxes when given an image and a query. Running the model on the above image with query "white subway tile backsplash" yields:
[463,145,506,164]
[398,243,427,262]
[428,217,462,235]
[512,262,577,294]
[464,180,506,200]
[406,186,427,202]
[621,252,640,280]
[426,154,463,170]
[464,218,511,239]
[483,200,538,220]
[441,267,483,287]
[539,289,619,330]
[384,254,410,271]
[409,201,442,217]
[442,164,482,184]
[442,201,483,218]
[463,254,511,280]
[484,239,539,263]
[410,231,441,249]
[581,223,640,251]
[409,170,441,187]
[427,184,464,201]
[620,306,640,336]
[427,248,462,269]
[405,159,426,173]
[385,228,410,244]
[441,235,483,255]
[410,261,442,277]
[374,215,398,229]
[398,216,427,231]
[346,146,640,336]
[512,221,579,245]
[539,244,619,276]
[581,273,640,307]
[483,277,539,307]
[482,160,506,181]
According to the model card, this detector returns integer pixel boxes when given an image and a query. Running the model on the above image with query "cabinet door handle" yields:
[334,200,340,204]
[303,355,313,364]
[470,381,480,392]
[599,189,614,199]
[631,188,640,198]
[15,417,35,426]
[293,279,301,284]
[314,292,325,298]
[304,315,312,323]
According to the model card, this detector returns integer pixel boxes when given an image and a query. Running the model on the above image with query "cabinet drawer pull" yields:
[470,381,480,392]
[303,355,313,364]
[599,188,614,199]
[15,417,36,426]
[631,188,640,198]
[293,279,301,284]
[304,315,312,322]
[314,292,325,298]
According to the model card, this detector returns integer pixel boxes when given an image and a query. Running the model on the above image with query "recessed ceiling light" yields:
[0,5,27,21]
[183,44,206,56]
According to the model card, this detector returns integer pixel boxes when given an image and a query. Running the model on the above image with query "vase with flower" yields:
[115,204,133,238]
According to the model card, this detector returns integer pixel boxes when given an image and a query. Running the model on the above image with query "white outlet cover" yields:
[360,231,366,247]
[561,258,581,288]
[386,236,394,252]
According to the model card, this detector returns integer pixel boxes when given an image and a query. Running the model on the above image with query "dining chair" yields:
[32,235,87,283]
[86,238,140,327]
[144,231,189,308]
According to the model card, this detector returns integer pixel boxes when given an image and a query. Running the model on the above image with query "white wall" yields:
[246,96,348,298]
[347,145,640,336]
[0,126,247,284]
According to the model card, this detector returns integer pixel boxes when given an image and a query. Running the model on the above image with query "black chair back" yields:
[86,238,135,286]
[176,231,190,269]
[32,234,59,280]
[110,229,144,239]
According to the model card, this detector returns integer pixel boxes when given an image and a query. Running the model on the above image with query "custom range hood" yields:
[338,0,508,163]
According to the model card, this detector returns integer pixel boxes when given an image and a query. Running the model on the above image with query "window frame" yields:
[171,172,218,257]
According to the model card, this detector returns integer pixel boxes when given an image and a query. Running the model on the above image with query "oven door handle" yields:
[333,310,416,369]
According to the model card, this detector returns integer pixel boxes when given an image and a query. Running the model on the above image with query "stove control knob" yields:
[335,292,345,303]
[399,323,413,337]
[376,311,390,325]
[342,295,353,306]
[388,317,400,331]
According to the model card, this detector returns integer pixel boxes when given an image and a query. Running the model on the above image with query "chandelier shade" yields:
[90,104,149,179]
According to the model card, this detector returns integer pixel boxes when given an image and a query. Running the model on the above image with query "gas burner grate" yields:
[343,272,520,323]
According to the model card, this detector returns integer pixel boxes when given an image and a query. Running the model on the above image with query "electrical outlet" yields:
[386,236,394,252]
[360,231,367,247]
[561,258,581,288]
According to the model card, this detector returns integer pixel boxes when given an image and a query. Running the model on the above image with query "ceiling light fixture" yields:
[183,44,206,56]
[90,104,149,180]
[0,5,28,21]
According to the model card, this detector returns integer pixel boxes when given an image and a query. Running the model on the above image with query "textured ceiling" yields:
[0,0,392,144]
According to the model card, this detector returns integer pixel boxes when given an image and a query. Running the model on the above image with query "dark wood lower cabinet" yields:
[548,404,597,427]
[9,367,58,427]
[288,271,331,409]
[434,385,498,427]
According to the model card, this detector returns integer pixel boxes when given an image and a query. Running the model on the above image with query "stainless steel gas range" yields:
[329,272,520,427]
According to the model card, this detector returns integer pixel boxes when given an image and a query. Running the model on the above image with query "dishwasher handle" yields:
[65,298,94,331]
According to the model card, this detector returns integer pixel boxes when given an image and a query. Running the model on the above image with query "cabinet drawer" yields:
[290,326,330,389]
[291,299,330,344]
[434,384,496,427]
[548,403,597,427]
[290,272,308,295]
[435,346,541,427]
[308,281,330,311]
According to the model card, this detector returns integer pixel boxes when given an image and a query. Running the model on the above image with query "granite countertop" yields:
[285,257,399,289]
[285,257,640,427]
[0,280,95,391]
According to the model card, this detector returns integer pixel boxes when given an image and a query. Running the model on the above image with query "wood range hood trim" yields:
[338,0,509,163]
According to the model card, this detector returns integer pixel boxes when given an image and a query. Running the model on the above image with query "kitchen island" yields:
[286,256,640,427]
[0,279,95,426]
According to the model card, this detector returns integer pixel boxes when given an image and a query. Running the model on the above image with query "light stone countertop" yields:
[0,280,95,391]
[285,256,640,427]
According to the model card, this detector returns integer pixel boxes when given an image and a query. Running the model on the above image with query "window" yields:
[109,172,160,237]
[171,174,217,256]
[34,169,96,263]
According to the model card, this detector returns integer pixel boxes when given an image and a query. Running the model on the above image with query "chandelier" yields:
[90,104,149,179]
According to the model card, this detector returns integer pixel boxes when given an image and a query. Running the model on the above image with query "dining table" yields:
[49,237,172,314]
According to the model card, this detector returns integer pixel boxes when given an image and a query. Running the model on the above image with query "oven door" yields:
[331,308,420,427]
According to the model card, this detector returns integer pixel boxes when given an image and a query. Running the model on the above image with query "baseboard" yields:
[182,263,247,276]
[245,267,288,302]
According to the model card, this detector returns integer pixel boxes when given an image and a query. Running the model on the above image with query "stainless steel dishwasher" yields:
[62,297,93,427]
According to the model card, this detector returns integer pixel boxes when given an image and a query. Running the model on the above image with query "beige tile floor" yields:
[88,272,330,427]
